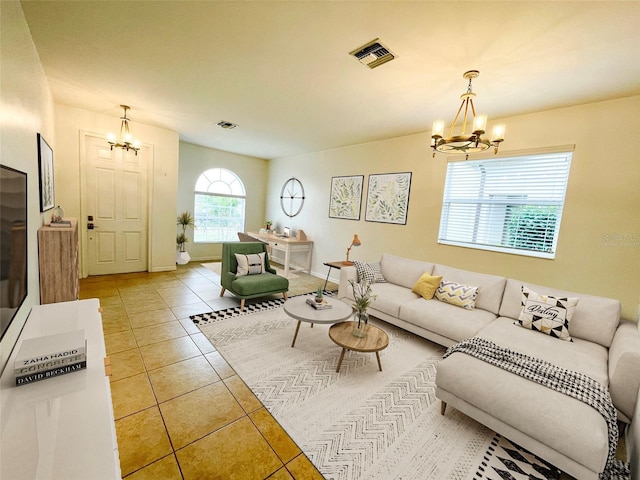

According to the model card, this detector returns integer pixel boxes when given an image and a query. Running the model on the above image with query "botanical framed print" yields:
[365,172,412,225]
[329,175,364,220]
[37,133,54,211]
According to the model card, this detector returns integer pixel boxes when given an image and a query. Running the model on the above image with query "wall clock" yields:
[280,177,305,217]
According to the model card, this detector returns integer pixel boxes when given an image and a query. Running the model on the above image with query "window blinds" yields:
[438,151,573,258]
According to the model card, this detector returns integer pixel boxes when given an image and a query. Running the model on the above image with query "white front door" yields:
[82,135,148,276]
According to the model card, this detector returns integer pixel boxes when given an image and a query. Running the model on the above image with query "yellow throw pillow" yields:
[411,273,443,300]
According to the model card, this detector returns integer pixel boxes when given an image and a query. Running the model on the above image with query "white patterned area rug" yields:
[194,303,564,480]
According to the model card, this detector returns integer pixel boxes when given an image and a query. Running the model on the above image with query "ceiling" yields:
[21,1,640,160]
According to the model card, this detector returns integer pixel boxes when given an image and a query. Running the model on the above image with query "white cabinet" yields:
[0,299,120,479]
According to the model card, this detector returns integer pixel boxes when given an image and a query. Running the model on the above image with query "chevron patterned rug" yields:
[195,302,565,480]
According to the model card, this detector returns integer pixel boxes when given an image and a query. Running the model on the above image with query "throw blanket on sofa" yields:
[443,337,630,480]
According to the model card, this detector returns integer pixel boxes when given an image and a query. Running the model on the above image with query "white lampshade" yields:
[432,120,445,138]
[473,114,487,134]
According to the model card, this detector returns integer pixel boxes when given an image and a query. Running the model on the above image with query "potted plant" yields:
[176,211,195,265]
[315,287,324,303]
[265,220,273,231]
[349,279,375,337]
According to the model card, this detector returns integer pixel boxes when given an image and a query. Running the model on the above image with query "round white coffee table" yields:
[284,295,353,347]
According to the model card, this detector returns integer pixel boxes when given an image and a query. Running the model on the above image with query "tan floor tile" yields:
[115,407,173,476]
[205,350,236,378]
[160,382,245,449]
[133,321,188,347]
[180,276,216,287]
[149,278,184,288]
[124,454,182,480]
[163,293,203,307]
[155,285,194,298]
[80,286,120,298]
[97,294,125,307]
[109,348,146,382]
[149,356,220,403]
[286,454,324,480]
[176,417,282,480]
[140,336,201,370]
[169,301,213,318]
[121,290,164,304]
[102,313,132,335]
[111,372,157,419]
[224,375,262,413]
[179,317,200,335]
[101,303,128,318]
[125,298,169,315]
[194,289,221,302]
[250,408,300,463]
[191,332,216,354]
[128,308,177,329]
[268,468,294,480]
[105,330,138,355]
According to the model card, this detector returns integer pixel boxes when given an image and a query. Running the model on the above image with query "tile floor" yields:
[80,262,324,480]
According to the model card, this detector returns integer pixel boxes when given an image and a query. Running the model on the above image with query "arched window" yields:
[193,168,246,243]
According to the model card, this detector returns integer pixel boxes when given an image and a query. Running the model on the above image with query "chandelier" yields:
[107,105,140,155]
[430,70,505,159]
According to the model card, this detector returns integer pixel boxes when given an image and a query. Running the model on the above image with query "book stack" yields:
[14,330,87,386]
[50,219,72,228]
[306,298,332,310]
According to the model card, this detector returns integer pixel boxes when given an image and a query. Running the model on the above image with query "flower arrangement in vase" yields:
[349,279,375,337]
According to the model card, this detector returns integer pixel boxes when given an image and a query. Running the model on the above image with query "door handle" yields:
[88,223,98,230]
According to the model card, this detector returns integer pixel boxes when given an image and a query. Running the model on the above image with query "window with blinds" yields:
[438,150,573,258]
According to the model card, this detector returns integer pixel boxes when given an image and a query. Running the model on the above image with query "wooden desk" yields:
[247,232,313,276]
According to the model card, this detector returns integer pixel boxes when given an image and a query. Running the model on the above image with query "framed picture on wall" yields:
[365,172,412,225]
[328,175,364,220]
[37,133,54,211]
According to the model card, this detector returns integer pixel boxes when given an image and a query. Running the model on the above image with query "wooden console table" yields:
[247,231,313,277]
[0,299,121,479]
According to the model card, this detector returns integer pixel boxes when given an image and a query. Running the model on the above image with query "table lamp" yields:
[342,234,361,265]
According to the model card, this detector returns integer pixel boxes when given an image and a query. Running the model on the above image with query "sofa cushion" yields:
[344,282,418,318]
[231,273,288,296]
[380,253,434,290]
[235,252,265,276]
[436,349,609,474]
[516,286,579,341]
[435,280,479,310]
[480,316,609,386]
[499,279,620,347]
[399,298,496,344]
[432,265,506,315]
[353,260,386,284]
[411,273,443,300]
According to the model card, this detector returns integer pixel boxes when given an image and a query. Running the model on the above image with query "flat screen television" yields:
[0,165,28,341]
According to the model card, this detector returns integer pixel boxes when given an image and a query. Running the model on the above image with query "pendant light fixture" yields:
[430,70,505,159]
[107,105,140,155]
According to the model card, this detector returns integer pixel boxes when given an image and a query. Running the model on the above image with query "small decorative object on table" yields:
[50,205,71,227]
[305,297,332,310]
[349,279,375,337]
[315,287,323,303]
[265,220,272,231]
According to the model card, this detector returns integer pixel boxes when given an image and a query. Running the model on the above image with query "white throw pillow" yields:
[516,286,579,341]
[235,252,266,276]
[353,260,386,284]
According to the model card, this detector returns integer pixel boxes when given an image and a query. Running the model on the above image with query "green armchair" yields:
[219,242,289,309]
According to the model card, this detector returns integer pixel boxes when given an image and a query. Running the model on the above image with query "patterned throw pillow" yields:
[353,261,386,284]
[516,286,579,341]
[411,273,443,300]
[435,280,479,310]
[235,252,266,276]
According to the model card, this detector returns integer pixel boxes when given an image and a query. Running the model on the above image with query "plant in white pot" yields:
[176,211,195,265]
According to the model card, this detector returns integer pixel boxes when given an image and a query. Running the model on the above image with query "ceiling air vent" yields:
[349,38,395,69]
[216,120,238,129]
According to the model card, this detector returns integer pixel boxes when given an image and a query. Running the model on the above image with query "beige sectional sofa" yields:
[337,253,640,480]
